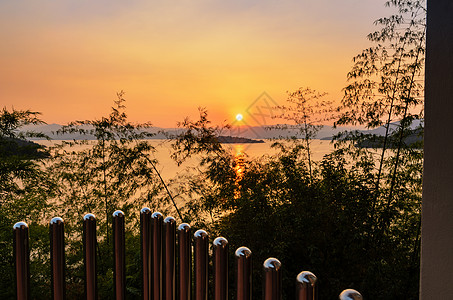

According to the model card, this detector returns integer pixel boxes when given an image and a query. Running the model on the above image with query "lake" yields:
[36,139,336,180]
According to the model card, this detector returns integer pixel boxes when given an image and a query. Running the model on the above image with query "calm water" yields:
[37,139,335,180]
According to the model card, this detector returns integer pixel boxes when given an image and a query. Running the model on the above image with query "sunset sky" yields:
[0,0,392,127]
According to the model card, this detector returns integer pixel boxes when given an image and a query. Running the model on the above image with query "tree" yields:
[333,0,425,296]
[166,1,427,293]
[336,0,425,216]
[47,92,179,298]
[50,92,180,227]
[0,108,56,299]
[270,87,334,182]
[168,108,420,298]
[169,107,234,226]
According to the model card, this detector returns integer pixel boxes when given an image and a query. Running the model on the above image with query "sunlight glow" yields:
[236,114,243,121]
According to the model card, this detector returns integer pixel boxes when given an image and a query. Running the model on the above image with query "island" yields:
[217,135,265,144]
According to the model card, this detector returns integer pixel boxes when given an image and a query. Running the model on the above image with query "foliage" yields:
[168,3,427,292]
[334,0,425,265]
[0,108,55,299]
[169,108,420,298]
[45,92,177,298]
[270,87,335,181]
[169,107,234,226]
[170,107,229,165]
[337,0,426,129]
[48,92,174,226]
[0,1,426,298]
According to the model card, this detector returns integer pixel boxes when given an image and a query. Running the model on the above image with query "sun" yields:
[235,114,243,121]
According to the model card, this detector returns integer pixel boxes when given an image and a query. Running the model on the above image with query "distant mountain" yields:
[18,122,423,149]
[20,124,170,140]
[360,119,422,136]
[319,120,423,148]
[223,124,359,140]
[356,127,423,149]
[20,123,360,141]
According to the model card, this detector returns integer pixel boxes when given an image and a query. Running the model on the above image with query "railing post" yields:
[235,247,252,300]
[339,289,363,300]
[50,217,65,300]
[141,207,152,300]
[263,258,282,300]
[296,271,317,300]
[113,210,126,300]
[194,230,209,300]
[178,223,191,300]
[163,216,176,300]
[152,212,164,300]
[13,221,30,300]
[213,237,228,300]
[83,213,97,300]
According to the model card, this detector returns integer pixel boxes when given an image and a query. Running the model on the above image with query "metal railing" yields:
[13,209,363,300]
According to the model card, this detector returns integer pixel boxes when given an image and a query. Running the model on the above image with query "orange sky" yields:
[0,0,392,127]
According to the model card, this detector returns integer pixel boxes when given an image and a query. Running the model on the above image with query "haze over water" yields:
[37,139,335,180]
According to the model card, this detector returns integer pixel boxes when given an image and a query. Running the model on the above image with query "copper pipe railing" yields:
[50,217,65,300]
[83,213,97,300]
[14,221,30,300]
[235,247,252,300]
[152,212,164,300]
[113,210,126,300]
[12,210,363,299]
[141,207,152,300]
[296,271,317,300]
[263,258,282,300]
[213,237,228,300]
[164,216,176,300]
[178,223,191,300]
[194,230,209,300]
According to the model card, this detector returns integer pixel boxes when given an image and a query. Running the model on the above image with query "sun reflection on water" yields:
[233,144,246,199]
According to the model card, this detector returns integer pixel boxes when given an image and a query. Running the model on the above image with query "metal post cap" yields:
[339,289,363,300]
[164,216,176,224]
[13,221,28,229]
[213,237,228,247]
[235,247,252,258]
[50,217,64,225]
[140,207,151,214]
[113,210,125,217]
[194,229,208,239]
[296,271,317,285]
[151,211,163,219]
[263,258,282,270]
[83,213,96,220]
[178,223,191,231]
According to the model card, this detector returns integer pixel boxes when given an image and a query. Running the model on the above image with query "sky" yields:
[0,0,393,127]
